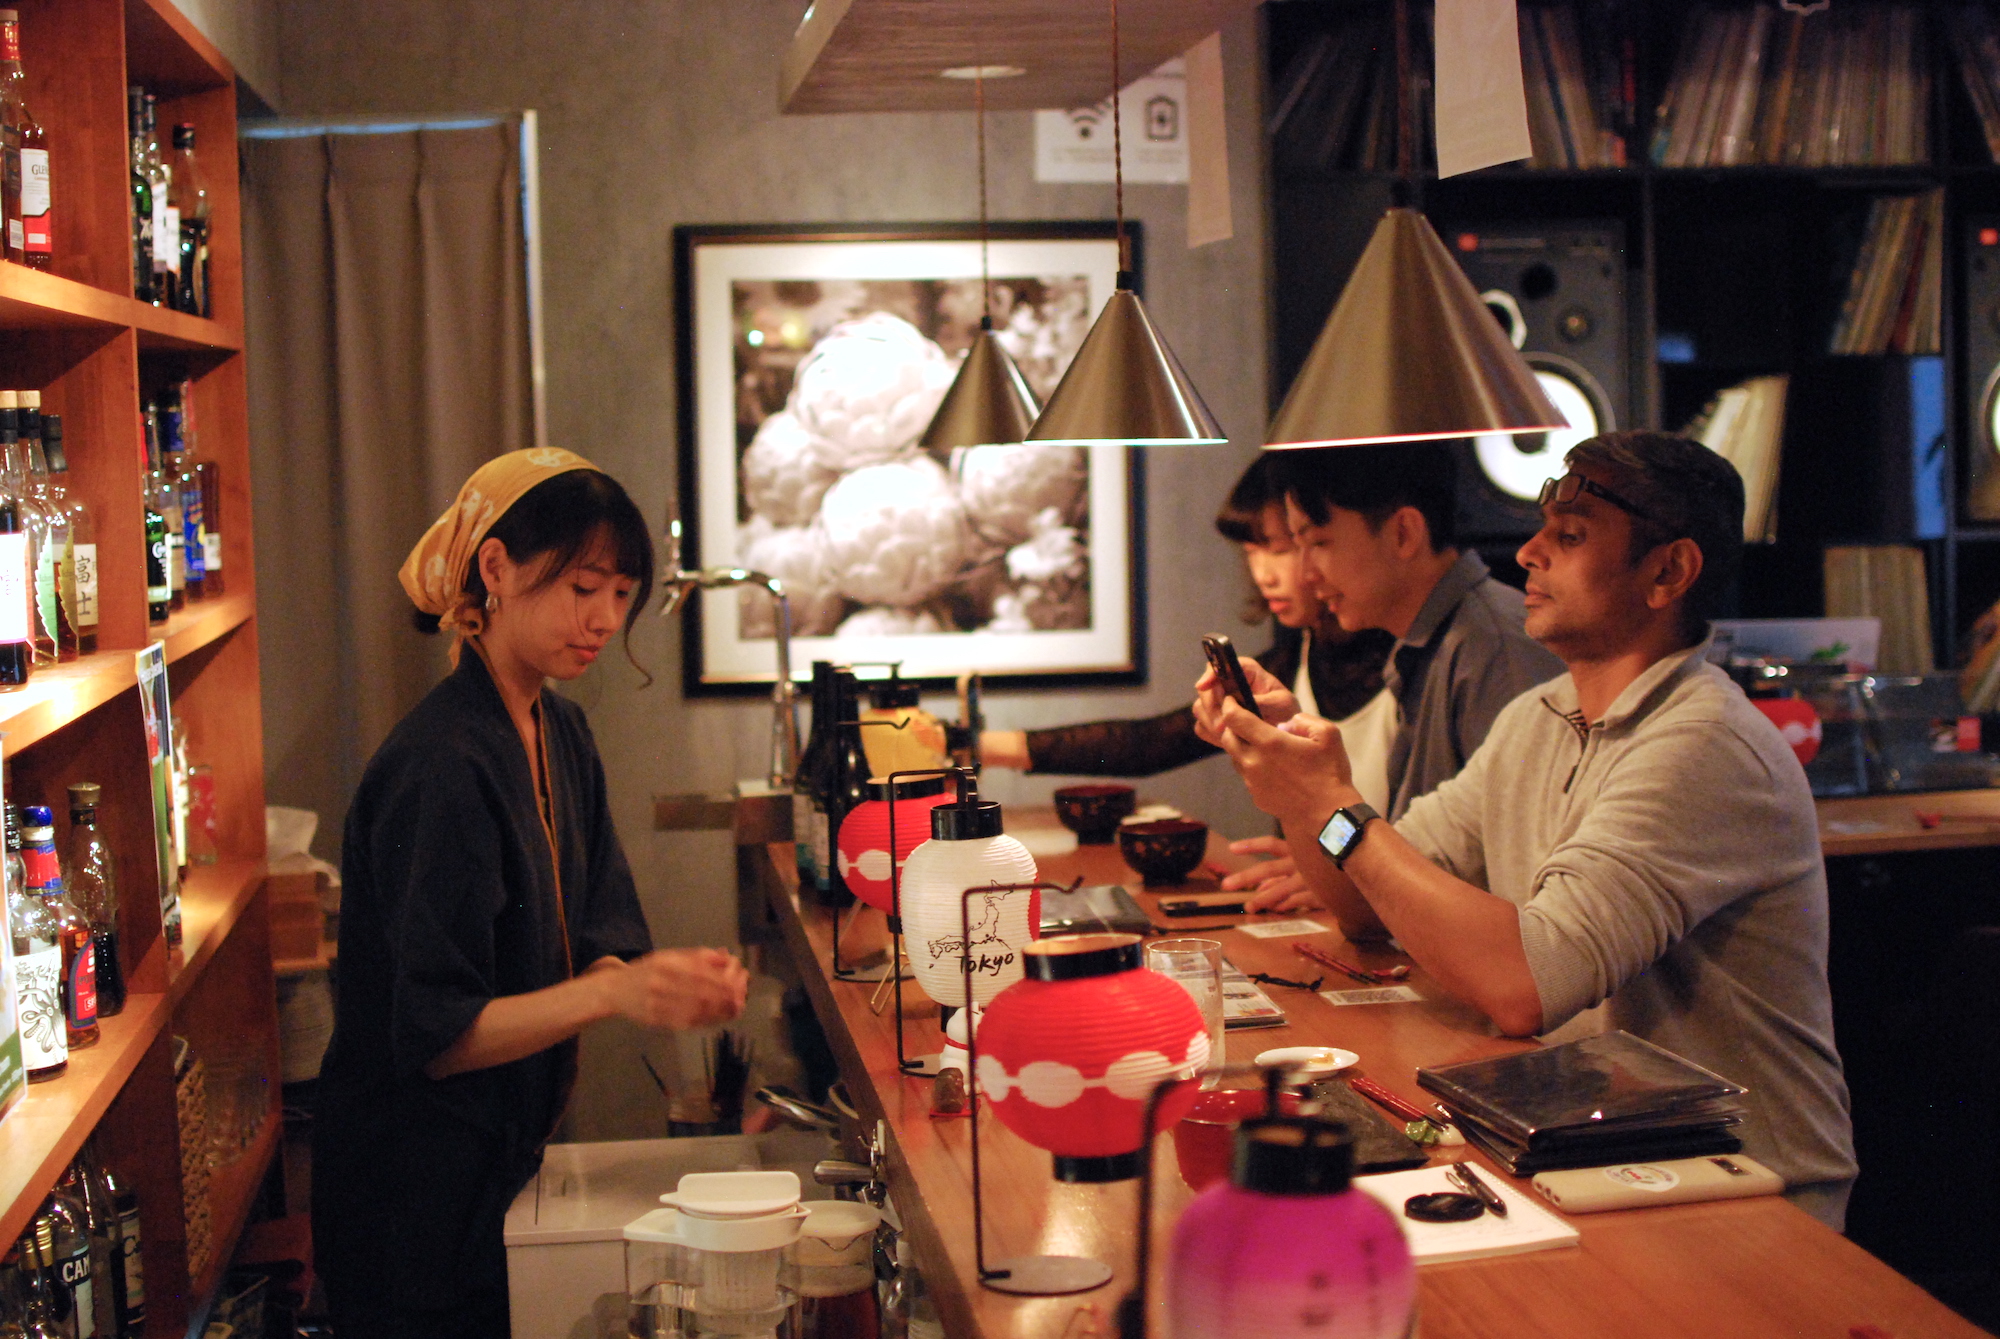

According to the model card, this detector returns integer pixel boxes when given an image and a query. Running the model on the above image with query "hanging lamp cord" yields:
[1394,0,1414,185]
[1112,0,1128,277]
[978,65,992,327]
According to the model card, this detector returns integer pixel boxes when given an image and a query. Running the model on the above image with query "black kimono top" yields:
[313,649,651,1305]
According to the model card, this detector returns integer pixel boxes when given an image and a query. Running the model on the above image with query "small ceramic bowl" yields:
[1118,817,1209,885]
[1053,783,1138,844]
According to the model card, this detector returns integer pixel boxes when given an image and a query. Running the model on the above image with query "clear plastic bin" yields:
[1793,672,2000,795]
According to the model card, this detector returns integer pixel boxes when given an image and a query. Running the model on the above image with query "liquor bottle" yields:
[0,396,32,688]
[42,417,92,656]
[0,9,26,267]
[142,97,173,306]
[822,668,868,909]
[54,1158,111,1339]
[794,661,832,887]
[194,449,220,598]
[170,124,208,316]
[168,386,202,601]
[126,89,152,303]
[5,805,60,1081]
[100,1166,141,1337]
[25,806,94,1051]
[2,14,45,272]
[154,395,184,611]
[141,413,167,624]
[34,1191,93,1339]
[65,785,119,1018]
[15,1223,63,1339]
[19,393,62,664]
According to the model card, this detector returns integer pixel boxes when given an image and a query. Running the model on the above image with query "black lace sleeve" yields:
[1023,705,1218,777]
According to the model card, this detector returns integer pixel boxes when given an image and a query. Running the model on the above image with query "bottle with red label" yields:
[0,390,33,688]
[0,8,48,269]
[24,804,94,1051]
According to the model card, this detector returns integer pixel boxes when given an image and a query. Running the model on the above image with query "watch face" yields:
[1320,811,1362,859]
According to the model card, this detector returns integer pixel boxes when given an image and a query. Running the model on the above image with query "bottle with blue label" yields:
[23,805,94,1051]
[8,802,63,1080]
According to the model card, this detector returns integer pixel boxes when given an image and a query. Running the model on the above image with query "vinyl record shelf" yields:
[0,0,274,1333]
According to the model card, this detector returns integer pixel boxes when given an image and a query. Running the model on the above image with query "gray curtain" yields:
[243,123,532,857]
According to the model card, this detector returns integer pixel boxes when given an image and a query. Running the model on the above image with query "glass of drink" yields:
[1146,938,1226,1090]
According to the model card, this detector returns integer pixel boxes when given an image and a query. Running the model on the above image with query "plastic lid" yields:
[659,1170,801,1219]
[622,1207,682,1244]
[794,1201,881,1269]
[1231,1116,1356,1196]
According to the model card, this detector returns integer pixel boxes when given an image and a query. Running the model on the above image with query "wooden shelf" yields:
[0,591,254,754]
[168,859,271,1006]
[0,261,242,351]
[0,992,171,1246]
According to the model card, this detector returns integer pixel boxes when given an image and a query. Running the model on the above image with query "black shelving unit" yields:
[1266,0,2000,663]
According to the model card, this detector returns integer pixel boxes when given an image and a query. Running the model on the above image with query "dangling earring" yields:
[485,592,500,613]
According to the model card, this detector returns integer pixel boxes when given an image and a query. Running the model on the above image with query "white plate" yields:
[1254,1045,1359,1077]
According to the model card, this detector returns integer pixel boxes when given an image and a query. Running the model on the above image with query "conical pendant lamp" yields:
[1266,0,1564,450]
[1264,206,1565,448]
[1024,0,1226,449]
[921,66,1044,452]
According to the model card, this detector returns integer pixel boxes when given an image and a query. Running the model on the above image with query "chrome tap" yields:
[660,517,800,789]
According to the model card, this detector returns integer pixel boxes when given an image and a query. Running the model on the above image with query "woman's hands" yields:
[603,948,750,1030]
[1193,655,1298,738]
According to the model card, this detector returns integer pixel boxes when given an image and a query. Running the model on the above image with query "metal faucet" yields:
[659,517,799,790]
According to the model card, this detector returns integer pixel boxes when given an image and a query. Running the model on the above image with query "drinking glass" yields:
[1146,938,1226,1091]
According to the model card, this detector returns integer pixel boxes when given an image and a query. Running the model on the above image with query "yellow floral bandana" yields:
[398,447,597,657]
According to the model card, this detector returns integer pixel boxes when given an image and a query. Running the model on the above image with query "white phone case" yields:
[1530,1153,1783,1213]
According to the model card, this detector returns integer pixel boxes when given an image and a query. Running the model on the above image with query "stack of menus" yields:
[1416,1031,1747,1175]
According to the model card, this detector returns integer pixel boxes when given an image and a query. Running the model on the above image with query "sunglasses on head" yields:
[1537,472,1669,529]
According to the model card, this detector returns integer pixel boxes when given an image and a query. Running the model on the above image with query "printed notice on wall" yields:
[1035,58,1189,184]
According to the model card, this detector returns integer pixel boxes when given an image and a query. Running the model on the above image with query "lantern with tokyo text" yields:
[835,774,953,914]
[898,772,1039,1008]
[975,934,1208,1183]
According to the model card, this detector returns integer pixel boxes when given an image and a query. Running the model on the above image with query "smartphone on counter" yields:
[1201,633,1259,713]
[1160,897,1248,917]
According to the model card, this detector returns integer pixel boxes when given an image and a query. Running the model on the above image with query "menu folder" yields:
[1416,1030,1747,1148]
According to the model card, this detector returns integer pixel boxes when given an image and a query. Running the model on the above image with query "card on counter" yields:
[1321,985,1424,1006]
[1236,917,1327,939]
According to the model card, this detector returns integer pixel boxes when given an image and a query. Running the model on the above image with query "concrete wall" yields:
[270,0,1273,1137]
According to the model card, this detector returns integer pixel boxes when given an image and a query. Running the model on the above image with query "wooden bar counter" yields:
[753,811,1987,1339]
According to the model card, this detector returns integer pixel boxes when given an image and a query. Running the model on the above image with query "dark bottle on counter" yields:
[43,416,95,656]
[66,784,120,1018]
[794,661,833,890]
[821,667,869,910]
[141,411,168,623]
[0,394,31,688]
[102,1166,142,1336]
[127,88,152,303]
[26,804,95,1052]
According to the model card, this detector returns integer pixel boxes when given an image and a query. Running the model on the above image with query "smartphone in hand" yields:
[1201,633,1259,714]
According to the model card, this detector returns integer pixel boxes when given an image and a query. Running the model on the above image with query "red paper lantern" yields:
[975,934,1208,1183]
[835,775,953,913]
[1754,696,1822,766]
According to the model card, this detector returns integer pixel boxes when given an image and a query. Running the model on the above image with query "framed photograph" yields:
[674,222,1144,696]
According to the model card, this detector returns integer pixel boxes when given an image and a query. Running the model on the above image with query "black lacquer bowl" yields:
[1053,783,1138,844]
[1118,817,1209,885]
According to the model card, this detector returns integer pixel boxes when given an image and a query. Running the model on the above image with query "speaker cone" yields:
[1470,354,1613,503]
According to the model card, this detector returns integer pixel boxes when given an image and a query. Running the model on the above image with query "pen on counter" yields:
[1349,1074,1433,1125]
[1450,1161,1509,1218]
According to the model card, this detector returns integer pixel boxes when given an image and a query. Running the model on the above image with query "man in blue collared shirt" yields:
[1224,445,1559,911]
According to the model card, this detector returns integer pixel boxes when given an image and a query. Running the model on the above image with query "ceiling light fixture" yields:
[918,65,1044,452]
[1025,0,1226,448]
[940,64,1026,80]
[1263,0,1562,450]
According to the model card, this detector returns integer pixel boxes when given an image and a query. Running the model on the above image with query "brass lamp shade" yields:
[1027,287,1227,446]
[919,324,1042,451]
[1266,208,1567,448]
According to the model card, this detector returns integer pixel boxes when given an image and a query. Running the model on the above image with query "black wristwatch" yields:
[1316,802,1381,870]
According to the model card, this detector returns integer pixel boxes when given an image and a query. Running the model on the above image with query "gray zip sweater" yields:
[1396,640,1858,1224]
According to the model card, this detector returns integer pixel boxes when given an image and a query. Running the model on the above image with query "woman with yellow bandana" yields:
[313,449,750,1338]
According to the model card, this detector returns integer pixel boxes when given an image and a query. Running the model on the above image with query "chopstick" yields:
[1349,1074,1433,1125]
[1292,942,1411,986]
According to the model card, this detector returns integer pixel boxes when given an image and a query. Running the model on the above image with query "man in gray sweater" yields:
[1196,432,1857,1227]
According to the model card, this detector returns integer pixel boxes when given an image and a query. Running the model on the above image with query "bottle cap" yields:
[0,390,17,409]
[174,123,195,149]
[1231,1115,1356,1196]
[0,11,20,22]
[19,390,37,409]
[23,803,53,828]
[68,782,101,811]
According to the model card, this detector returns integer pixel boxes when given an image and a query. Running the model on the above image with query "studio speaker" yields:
[1963,218,2000,520]
[1441,221,1631,539]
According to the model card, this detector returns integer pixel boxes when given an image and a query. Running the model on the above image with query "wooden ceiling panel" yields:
[781,0,1260,114]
